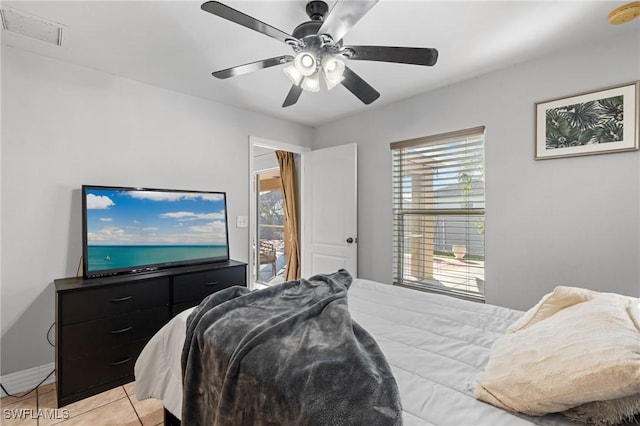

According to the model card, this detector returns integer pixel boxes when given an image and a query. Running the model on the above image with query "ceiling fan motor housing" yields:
[292,20,323,40]
[291,17,342,60]
[292,1,342,55]
[292,0,336,51]
[306,1,329,21]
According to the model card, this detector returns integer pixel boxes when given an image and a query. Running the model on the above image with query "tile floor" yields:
[0,382,164,425]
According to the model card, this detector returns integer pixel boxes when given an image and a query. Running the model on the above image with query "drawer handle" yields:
[204,281,221,287]
[111,357,132,366]
[111,326,133,334]
[110,296,132,303]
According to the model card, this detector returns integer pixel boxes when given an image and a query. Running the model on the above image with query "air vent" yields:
[0,6,65,46]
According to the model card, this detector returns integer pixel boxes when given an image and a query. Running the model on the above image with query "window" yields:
[391,126,485,301]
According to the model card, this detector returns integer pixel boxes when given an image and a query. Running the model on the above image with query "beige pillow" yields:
[507,286,633,333]
[629,298,640,331]
[475,290,640,416]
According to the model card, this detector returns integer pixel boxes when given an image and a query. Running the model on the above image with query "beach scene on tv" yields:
[85,188,229,273]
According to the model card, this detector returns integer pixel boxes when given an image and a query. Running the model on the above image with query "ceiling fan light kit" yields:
[284,51,345,90]
[283,63,303,86]
[301,71,321,92]
[293,51,317,77]
[321,55,346,90]
[201,0,438,107]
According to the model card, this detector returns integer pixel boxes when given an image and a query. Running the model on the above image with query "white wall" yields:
[0,46,312,375]
[313,29,640,310]
[2,27,639,378]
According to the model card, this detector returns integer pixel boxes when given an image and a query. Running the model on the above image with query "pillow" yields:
[629,298,640,331]
[475,289,640,416]
[507,286,633,333]
[563,393,640,426]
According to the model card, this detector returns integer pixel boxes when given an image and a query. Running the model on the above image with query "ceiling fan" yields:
[201,0,438,108]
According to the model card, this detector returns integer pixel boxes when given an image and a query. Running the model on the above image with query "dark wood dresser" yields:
[54,260,246,407]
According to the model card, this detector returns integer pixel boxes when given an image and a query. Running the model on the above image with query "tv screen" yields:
[82,185,230,278]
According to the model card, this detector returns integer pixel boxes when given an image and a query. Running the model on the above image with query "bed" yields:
[134,274,638,425]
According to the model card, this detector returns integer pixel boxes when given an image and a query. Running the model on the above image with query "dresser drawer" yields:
[173,266,245,304]
[59,339,147,397]
[60,278,169,325]
[60,306,168,360]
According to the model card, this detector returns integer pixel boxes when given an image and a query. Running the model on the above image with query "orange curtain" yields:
[275,150,301,281]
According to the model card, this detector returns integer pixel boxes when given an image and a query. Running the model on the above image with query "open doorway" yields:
[249,139,358,286]
[249,137,309,289]
[256,169,287,285]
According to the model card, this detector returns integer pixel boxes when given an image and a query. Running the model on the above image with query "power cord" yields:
[47,322,55,347]
[0,369,54,399]
[0,322,56,398]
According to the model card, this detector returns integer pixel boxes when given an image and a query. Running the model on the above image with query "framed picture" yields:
[535,82,639,160]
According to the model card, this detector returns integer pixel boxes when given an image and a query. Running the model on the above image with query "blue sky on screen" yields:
[85,188,227,245]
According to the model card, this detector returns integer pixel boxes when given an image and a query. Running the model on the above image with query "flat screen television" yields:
[82,185,230,278]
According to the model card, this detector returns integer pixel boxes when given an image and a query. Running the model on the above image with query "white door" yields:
[301,144,357,278]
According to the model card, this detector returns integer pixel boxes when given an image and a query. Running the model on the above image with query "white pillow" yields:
[629,298,640,331]
[475,288,640,416]
[508,286,632,333]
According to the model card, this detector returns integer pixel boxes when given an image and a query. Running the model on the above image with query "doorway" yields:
[256,169,287,285]
[248,138,358,287]
[249,137,309,289]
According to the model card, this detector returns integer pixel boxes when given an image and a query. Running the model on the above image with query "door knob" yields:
[346,237,354,244]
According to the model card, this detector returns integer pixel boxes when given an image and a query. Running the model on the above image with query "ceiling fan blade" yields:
[282,85,303,108]
[212,56,294,79]
[318,0,379,42]
[201,1,295,45]
[343,46,438,66]
[341,66,380,105]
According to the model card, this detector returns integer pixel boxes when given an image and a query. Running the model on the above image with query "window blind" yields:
[391,126,485,301]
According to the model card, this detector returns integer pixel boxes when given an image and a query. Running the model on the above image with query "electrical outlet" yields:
[236,215,248,228]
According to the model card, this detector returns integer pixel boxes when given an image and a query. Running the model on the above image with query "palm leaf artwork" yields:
[593,120,624,143]
[545,109,573,148]
[564,101,600,129]
[598,96,624,121]
[545,95,624,148]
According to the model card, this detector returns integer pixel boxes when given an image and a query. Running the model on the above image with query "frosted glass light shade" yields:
[321,55,345,90]
[294,52,317,77]
[283,64,303,85]
[301,72,320,92]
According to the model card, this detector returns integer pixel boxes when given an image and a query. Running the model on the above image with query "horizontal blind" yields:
[391,126,485,301]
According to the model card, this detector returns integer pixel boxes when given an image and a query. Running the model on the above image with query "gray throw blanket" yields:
[181,269,402,425]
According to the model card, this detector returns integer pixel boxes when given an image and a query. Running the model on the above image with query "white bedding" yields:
[135,278,575,425]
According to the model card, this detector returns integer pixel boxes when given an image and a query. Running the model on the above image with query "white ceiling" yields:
[2,1,637,127]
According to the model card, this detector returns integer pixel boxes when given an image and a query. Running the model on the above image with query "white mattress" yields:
[135,278,575,425]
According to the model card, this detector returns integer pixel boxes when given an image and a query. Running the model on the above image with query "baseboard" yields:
[0,363,55,397]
